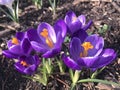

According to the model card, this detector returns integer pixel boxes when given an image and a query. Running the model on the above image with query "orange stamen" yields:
[72,16,77,22]
[81,42,93,51]
[46,38,54,48]
[12,37,19,45]
[20,61,28,67]
[40,28,48,38]
[80,42,93,57]
[40,28,54,48]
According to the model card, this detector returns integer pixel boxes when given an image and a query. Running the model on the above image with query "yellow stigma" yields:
[12,37,19,45]
[72,16,77,22]
[40,28,53,48]
[46,38,54,48]
[20,61,28,67]
[80,42,93,57]
[81,42,93,51]
[40,28,48,38]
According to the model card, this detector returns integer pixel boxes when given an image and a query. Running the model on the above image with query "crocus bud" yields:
[0,0,14,9]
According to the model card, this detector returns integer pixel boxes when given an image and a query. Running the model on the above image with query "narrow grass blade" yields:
[78,79,120,87]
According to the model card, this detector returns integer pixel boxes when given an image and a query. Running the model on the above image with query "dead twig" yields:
[56,78,70,89]
[0,24,15,30]
[73,0,112,5]
[111,2,120,12]
[56,3,72,11]
[0,23,19,37]
[2,75,9,90]
[0,29,11,38]
[57,0,113,11]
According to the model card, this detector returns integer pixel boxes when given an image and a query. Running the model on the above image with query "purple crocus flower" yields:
[2,32,33,58]
[62,34,116,70]
[27,19,67,58]
[15,55,40,75]
[64,11,92,34]
[0,0,14,9]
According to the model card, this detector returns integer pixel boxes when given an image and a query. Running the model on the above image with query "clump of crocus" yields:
[62,34,116,89]
[64,10,92,35]
[3,32,33,58]
[15,55,40,75]
[27,19,67,58]
[2,10,118,89]
[62,34,116,70]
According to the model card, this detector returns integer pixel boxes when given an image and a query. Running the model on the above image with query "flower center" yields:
[40,28,53,48]
[80,42,93,57]
[20,60,29,67]
[12,37,19,45]
[72,16,77,22]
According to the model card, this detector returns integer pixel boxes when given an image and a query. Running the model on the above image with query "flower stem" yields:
[91,66,106,79]
[56,56,65,74]
[7,1,19,23]
[78,79,120,87]
[48,0,56,15]
[45,58,52,75]
[70,70,81,90]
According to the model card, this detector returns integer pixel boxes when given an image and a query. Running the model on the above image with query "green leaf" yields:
[64,36,70,42]
[22,75,47,86]
[91,66,106,79]
[78,79,120,87]
[69,69,74,81]
[98,24,109,35]
[0,7,14,21]
[16,0,19,22]
[22,75,40,82]
[98,28,103,34]
[103,24,108,31]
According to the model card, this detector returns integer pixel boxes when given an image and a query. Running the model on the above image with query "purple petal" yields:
[25,56,36,65]
[19,55,40,65]
[78,15,86,26]
[91,49,116,69]
[16,32,25,41]
[70,37,83,60]
[24,65,36,74]
[84,34,104,56]
[65,11,77,25]
[54,19,67,38]
[18,55,26,60]
[0,0,14,5]
[31,41,48,53]
[42,48,60,58]
[37,22,56,43]
[34,55,41,65]
[78,15,92,31]
[21,38,32,55]
[69,21,82,34]
[54,31,63,49]
[15,62,36,75]
[9,45,23,55]
[72,30,88,43]
[27,28,41,42]
[83,20,93,31]
[15,62,26,74]
[7,40,14,48]
[62,54,81,70]
[77,56,99,68]
[2,50,19,58]
[64,11,82,34]
[42,32,62,58]
[15,55,40,75]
